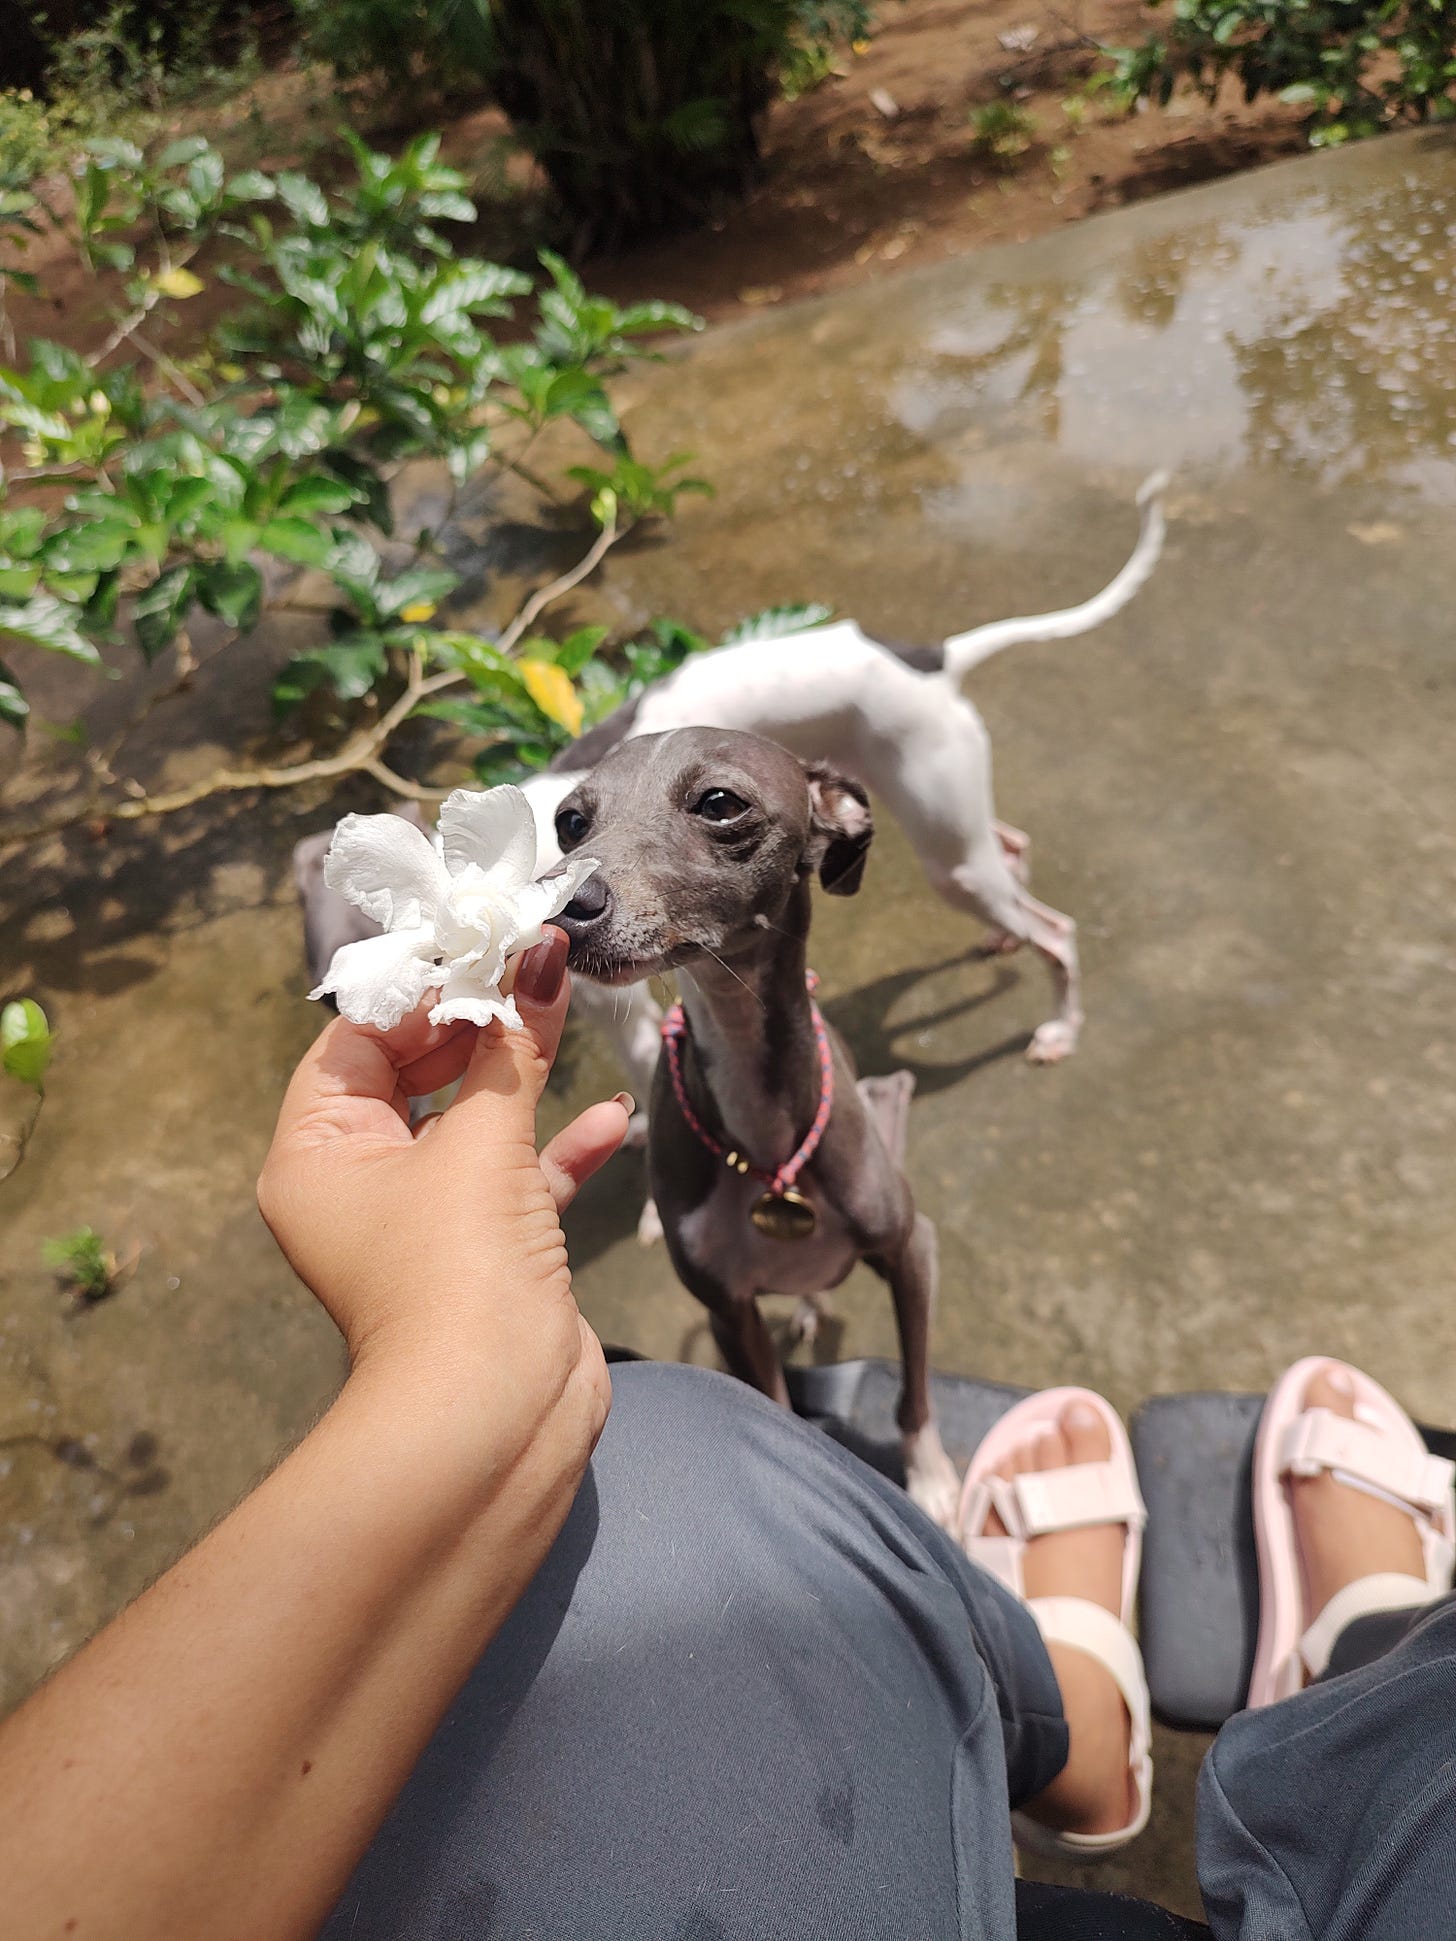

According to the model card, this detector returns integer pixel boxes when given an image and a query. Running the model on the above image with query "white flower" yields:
[310,785,597,1033]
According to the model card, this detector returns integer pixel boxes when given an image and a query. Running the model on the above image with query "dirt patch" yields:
[5,0,1315,353]
[589,0,1311,322]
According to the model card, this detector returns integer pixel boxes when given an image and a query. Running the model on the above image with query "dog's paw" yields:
[788,1295,829,1347]
[636,1197,664,1248]
[1026,1019,1079,1065]
[904,1429,961,1533]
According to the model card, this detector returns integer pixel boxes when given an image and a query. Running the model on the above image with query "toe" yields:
[1304,1363,1357,1419]
[1061,1398,1113,1466]
[1033,1424,1067,1472]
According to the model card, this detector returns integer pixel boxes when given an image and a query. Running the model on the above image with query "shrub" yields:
[43,1226,118,1301]
[0,130,717,835]
[970,99,1037,166]
[299,0,873,243]
[1105,0,1456,147]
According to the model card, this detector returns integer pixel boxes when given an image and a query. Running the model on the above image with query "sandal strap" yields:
[1300,1572,1438,1681]
[1026,1596,1153,1850]
[958,1522,1024,1599]
[1279,1409,1455,1514]
[975,1461,1146,1543]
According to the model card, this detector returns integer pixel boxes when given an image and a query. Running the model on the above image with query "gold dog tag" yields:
[749,1187,817,1242]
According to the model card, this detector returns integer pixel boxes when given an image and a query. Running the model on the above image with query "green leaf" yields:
[719,602,833,646]
[157,135,212,170]
[0,593,101,664]
[132,565,196,662]
[278,477,357,518]
[275,171,331,228]
[555,624,609,676]
[0,661,28,730]
[272,635,388,713]
[376,564,459,620]
[0,506,47,559]
[258,517,335,566]
[1,998,53,1090]
[85,137,144,170]
[0,566,40,600]
[226,170,277,203]
[197,560,263,632]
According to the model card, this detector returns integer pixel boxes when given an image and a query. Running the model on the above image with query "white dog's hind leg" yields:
[931,855,1083,1063]
[994,819,1032,885]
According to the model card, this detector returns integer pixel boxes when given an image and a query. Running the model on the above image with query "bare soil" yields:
[589,0,1312,323]
[5,0,1314,351]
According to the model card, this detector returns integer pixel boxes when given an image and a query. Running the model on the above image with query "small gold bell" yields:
[749,1187,817,1242]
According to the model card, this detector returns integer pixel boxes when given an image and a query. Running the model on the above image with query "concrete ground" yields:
[4,128,1456,1918]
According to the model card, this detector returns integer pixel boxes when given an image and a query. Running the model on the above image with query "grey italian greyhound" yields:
[553,725,961,1526]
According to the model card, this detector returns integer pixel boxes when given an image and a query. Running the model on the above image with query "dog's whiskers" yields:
[701,944,766,1009]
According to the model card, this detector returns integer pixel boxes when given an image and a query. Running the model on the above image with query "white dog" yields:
[527,472,1167,1109]
[297,474,1166,1200]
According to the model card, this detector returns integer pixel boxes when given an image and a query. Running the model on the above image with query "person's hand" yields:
[258,926,629,1476]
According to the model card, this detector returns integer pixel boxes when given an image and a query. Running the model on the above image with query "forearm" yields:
[0,1343,603,1941]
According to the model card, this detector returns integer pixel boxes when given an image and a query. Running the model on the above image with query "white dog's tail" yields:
[941,471,1169,684]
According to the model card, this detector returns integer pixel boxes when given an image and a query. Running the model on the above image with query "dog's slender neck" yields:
[676,878,824,1173]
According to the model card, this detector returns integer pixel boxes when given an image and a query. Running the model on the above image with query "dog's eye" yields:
[556,806,590,848]
[693,788,749,824]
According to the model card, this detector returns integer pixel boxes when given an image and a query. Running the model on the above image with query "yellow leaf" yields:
[153,266,204,299]
[519,658,583,738]
[399,601,437,623]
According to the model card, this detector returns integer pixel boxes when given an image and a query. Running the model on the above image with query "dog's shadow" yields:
[820,947,1029,1096]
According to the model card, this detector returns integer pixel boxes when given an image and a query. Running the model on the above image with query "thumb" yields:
[451,928,572,1128]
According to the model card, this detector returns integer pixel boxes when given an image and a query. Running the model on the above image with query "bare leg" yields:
[980,1402,1136,1837]
[870,1214,959,1529]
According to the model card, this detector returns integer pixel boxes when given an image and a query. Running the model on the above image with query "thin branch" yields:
[360,759,454,802]
[129,329,207,408]
[498,513,620,654]
[0,518,625,848]
[90,243,201,370]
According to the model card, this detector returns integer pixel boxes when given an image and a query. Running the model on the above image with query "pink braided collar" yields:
[660,975,834,1198]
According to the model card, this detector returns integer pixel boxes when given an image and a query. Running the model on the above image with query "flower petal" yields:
[323,813,447,933]
[428,958,523,1031]
[509,854,600,955]
[438,785,538,894]
[310,926,440,1030]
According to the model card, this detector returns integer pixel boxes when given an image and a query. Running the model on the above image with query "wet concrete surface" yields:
[5,129,1456,1917]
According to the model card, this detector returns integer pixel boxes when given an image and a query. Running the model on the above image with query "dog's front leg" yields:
[709,1298,791,1409]
[870,1213,960,1530]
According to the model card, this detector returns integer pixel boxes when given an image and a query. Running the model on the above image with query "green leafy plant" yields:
[2,996,55,1180]
[42,1226,119,1303]
[1103,0,1456,147]
[420,602,834,785]
[0,132,707,841]
[971,99,1038,166]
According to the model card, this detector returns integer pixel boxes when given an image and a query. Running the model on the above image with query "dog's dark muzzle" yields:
[555,872,615,961]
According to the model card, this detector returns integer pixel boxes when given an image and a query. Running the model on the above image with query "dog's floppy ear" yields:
[803,763,874,896]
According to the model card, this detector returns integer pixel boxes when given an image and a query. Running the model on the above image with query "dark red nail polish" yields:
[516,926,568,1006]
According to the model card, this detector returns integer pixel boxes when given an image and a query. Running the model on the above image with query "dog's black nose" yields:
[559,874,612,925]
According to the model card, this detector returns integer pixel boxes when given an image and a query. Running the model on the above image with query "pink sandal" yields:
[956,1387,1153,1857]
[1247,1356,1456,1708]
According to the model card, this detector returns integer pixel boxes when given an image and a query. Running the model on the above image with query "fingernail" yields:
[1326,1367,1354,1395]
[515,927,568,1007]
[612,1091,636,1115]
